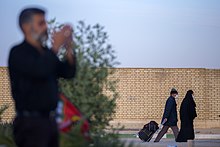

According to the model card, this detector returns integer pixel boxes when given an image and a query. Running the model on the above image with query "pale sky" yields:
[0,0,220,68]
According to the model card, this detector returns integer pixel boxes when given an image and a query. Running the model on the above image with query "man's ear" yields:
[22,23,31,34]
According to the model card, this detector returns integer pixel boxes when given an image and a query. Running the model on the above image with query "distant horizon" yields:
[1,0,220,68]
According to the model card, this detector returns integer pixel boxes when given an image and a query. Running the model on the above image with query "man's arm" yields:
[58,36,77,77]
[57,49,76,79]
[162,98,174,121]
[56,28,77,79]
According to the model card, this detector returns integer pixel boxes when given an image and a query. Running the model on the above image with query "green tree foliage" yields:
[59,21,119,132]
[48,20,128,146]
[0,105,15,147]
[0,105,9,121]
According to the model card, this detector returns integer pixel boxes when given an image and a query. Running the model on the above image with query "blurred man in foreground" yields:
[8,7,76,147]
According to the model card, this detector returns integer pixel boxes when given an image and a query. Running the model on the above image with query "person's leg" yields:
[13,117,24,147]
[48,117,59,147]
[154,126,169,142]
[171,126,179,139]
[13,117,50,147]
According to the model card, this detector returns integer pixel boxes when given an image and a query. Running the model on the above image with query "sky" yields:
[0,0,220,68]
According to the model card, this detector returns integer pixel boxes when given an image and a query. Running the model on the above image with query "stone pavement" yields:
[118,128,220,135]
[118,128,220,147]
[118,128,220,139]
[121,138,220,147]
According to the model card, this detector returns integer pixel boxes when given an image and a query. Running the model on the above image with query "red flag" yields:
[57,93,90,139]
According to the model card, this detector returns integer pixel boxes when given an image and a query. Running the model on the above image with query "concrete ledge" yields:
[195,134,220,139]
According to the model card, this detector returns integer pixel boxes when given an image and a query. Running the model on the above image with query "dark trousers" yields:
[13,116,59,147]
[154,125,179,142]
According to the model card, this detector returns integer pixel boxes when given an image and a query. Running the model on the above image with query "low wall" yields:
[1,67,220,128]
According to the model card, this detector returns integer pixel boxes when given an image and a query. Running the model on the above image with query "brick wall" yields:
[107,68,220,129]
[0,67,15,122]
[0,67,220,128]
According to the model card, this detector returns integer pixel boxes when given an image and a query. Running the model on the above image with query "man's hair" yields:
[170,88,178,95]
[19,7,46,31]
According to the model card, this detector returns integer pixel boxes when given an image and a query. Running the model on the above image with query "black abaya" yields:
[176,90,197,142]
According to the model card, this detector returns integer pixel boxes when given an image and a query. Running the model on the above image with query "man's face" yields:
[30,14,48,45]
[172,93,178,98]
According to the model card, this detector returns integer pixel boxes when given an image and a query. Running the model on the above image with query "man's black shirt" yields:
[8,40,76,113]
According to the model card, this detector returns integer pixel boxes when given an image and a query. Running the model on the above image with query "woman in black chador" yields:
[176,90,197,142]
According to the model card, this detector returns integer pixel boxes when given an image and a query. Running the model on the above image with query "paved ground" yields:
[118,128,220,147]
[121,138,220,147]
[118,128,220,135]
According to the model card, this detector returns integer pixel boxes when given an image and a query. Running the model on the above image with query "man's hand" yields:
[52,25,73,54]
[64,31,75,51]
[65,40,75,65]
[163,118,168,123]
[63,27,76,65]
[161,118,167,125]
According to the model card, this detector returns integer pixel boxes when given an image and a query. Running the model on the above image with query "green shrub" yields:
[47,20,129,146]
[0,105,9,122]
[0,105,15,147]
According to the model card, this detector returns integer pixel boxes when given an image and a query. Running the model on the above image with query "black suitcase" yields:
[138,121,159,142]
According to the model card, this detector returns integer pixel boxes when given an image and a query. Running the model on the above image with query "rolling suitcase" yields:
[138,121,159,142]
